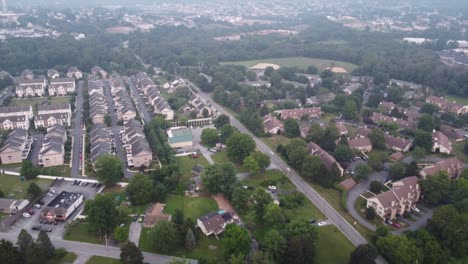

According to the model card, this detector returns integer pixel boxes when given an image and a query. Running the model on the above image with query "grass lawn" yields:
[164,195,218,220]
[85,256,120,264]
[49,252,78,264]
[261,135,293,154]
[0,174,52,199]
[453,142,468,163]
[446,94,468,105]
[0,212,8,220]
[11,96,72,111]
[139,227,224,261]
[0,162,22,169]
[211,151,248,172]
[176,156,210,178]
[63,222,104,244]
[221,57,358,72]
[315,225,354,264]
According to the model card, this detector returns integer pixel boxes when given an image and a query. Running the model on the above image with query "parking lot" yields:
[8,178,101,239]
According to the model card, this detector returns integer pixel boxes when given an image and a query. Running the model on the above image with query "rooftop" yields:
[46,191,83,209]
[168,128,193,144]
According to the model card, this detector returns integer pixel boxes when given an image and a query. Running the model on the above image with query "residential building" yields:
[432,131,452,154]
[426,96,468,115]
[307,142,344,176]
[35,104,72,128]
[16,77,47,97]
[263,114,284,134]
[0,129,32,164]
[90,124,113,166]
[366,176,420,220]
[348,138,372,152]
[0,198,29,214]
[88,76,108,125]
[370,112,416,131]
[122,120,152,168]
[420,157,464,179]
[378,101,396,113]
[67,66,83,80]
[110,74,137,122]
[144,203,171,227]
[38,125,67,167]
[48,78,75,96]
[274,107,321,120]
[197,211,235,236]
[47,69,60,79]
[440,125,465,142]
[336,122,348,135]
[41,191,83,222]
[91,66,107,78]
[135,72,157,95]
[0,115,30,130]
[0,105,33,120]
[385,134,412,152]
[167,127,193,148]
[21,69,34,80]
[189,96,212,118]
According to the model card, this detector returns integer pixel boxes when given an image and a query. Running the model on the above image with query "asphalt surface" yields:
[125,77,152,124]
[71,80,84,177]
[183,79,369,247]
[128,222,142,246]
[29,134,44,166]
[0,86,13,106]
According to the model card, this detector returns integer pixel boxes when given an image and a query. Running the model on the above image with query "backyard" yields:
[211,151,248,172]
[221,56,358,72]
[164,195,218,220]
[0,174,52,199]
[10,96,72,110]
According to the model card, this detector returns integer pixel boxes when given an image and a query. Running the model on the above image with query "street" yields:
[71,80,85,177]
[125,77,152,123]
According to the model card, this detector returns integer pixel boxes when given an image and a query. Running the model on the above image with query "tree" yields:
[214,114,230,128]
[104,114,112,127]
[420,103,439,115]
[250,151,270,173]
[343,100,358,120]
[405,161,419,177]
[113,225,129,242]
[368,152,386,171]
[285,219,319,242]
[27,182,42,199]
[355,164,372,181]
[334,144,354,162]
[413,129,432,151]
[189,111,197,119]
[263,229,286,262]
[388,162,406,180]
[243,156,260,176]
[20,160,39,180]
[223,224,251,256]
[150,221,178,253]
[349,244,378,264]
[226,132,255,164]
[263,203,284,227]
[418,114,436,132]
[25,240,46,264]
[201,163,237,198]
[366,207,376,220]
[37,230,54,258]
[231,186,249,211]
[127,174,152,205]
[250,251,272,264]
[200,128,218,147]
[202,108,209,118]
[302,155,327,185]
[284,118,300,138]
[386,86,403,103]
[370,181,386,194]
[94,155,123,186]
[252,188,273,218]
[406,230,448,264]
[376,235,421,264]
[86,194,119,235]
[120,242,144,264]
[0,239,22,264]
[185,228,196,251]
[375,226,390,238]
[283,235,315,264]
[219,125,236,144]
[17,229,33,255]
[420,172,451,205]
[369,128,386,150]
[412,146,427,161]
[287,146,308,169]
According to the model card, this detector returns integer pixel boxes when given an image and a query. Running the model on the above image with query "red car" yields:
[27,209,35,215]
[391,222,401,228]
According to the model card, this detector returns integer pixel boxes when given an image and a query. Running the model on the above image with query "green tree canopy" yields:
[150,221,178,253]
[126,174,153,205]
[94,155,123,186]
[284,118,300,138]
[369,128,386,150]
[214,114,230,128]
[37,231,54,258]
[120,242,144,264]
[376,235,421,264]
[226,132,256,164]
[349,244,378,264]
[27,182,42,200]
[201,163,237,198]
[200,128,218,147]
[86,194,119,235]
[223,224,251,256]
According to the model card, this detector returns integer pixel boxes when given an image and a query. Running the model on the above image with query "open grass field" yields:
[211,151,248,172]
[164,195,218,220]
[176,156,210,178]
[0,174,52,199]
[86,256,120,264]
[139,227,224,261]
[11,96,72,110]
[315,225,354,264]
[261,135,293,154]
[446,94,468,105]
[63,222,104,244]
[221,57,358,72]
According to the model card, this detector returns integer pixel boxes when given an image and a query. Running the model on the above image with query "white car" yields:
[268,185,277,191]
[33,204,42,209]
[412,207,420,213]
[317,221,327,227]
[286,167,291,172]
[46,192,54,197]
[23,212,31,218]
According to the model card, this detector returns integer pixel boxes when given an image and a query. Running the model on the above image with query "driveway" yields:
[71,80,84,177]
[28,134,44,166]
[128,222,142,246]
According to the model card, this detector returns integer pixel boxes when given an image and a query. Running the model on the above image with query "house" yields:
[274,107,321,120]
[90,124,113,166]
[167,128,193,148]
[420,157,464,180]
[47,69,60,79]
[197,210,235,236]
[307,142,344,176]
[0,115,30,131]
[16,77,47,97]
[389,152,405,161]
[385,134,412,152]
[306,93,335,105]
[35,104,72,128]
[67,66,83,80]
[48,78,75,96]
[0,129,32,164]
[366,176,420,220]
[123,120,152,168]
[356,127,371,138]
[192,164,204,176]
[38,125,66,167]
[378,101,396,113]
[370,112,416,131]
[0,105,33,120]
[432,131,452,154]
[0,198,29,214]
[91,66,107,78]
[348,138,372,152]
[263,114,284,134]
[21,69,34,80]
[41,191,83,222]
[426,96,468,115]
[144,203,171,227]
[189,97,212,118]
[135,72,157,95]
[440,125,465,142]
[336,122,348,135]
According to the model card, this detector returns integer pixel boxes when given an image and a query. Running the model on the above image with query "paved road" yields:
[125,77,152,124]
[102,80,132,178]
[0,232,195,264]
[71,81,84,177]
[128,222,142,246]
[0,85,13,106]
[183,79,369,247]
[29,134,44,166]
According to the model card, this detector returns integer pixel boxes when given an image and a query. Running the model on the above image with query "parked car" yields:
[23,212,31,218]
[412,207,420,213]
[43,227,52,232]
[32,226,41,231]
[27,209,35,215]
[133,215,139,222]
[37,201,45,206]
[317,221,327,227]
[34,204,42,209]
[309,219,317,224]
[391,222,401,228]
[138,215,144,223]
